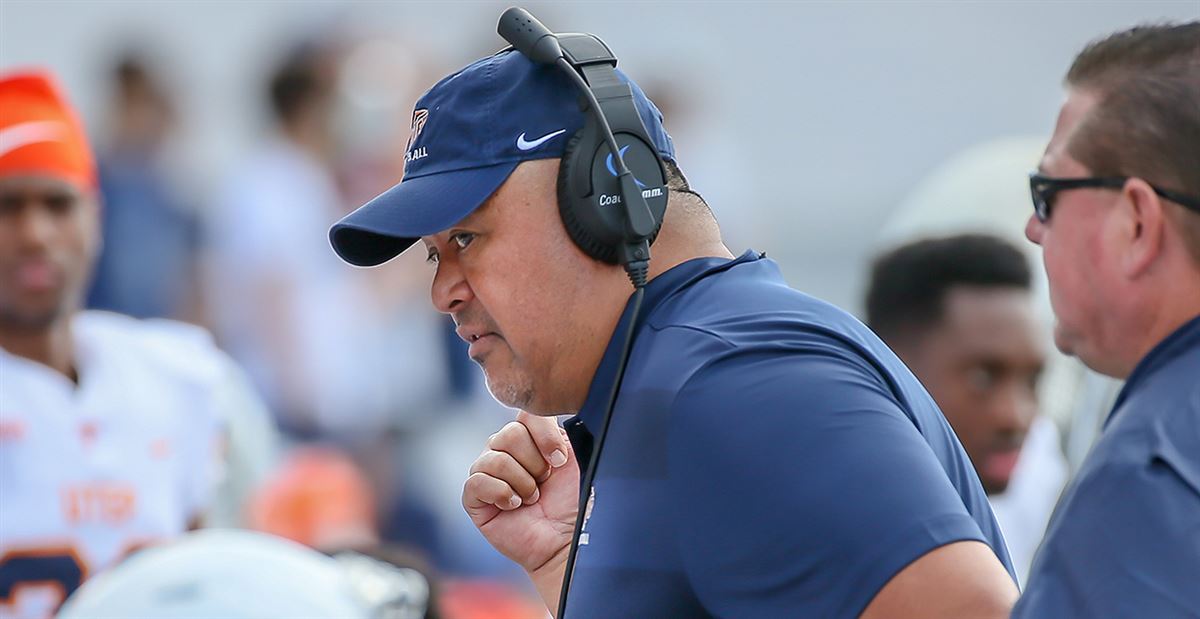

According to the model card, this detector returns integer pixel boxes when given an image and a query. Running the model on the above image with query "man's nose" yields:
[1025,214,1045,245]
[992,381,1038,437]
[13,205,57,250]
[430,255,473,315]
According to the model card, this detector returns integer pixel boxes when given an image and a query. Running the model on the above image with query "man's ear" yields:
[1118,177,1166,279]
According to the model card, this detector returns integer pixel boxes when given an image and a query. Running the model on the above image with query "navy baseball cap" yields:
[328,49,675,267]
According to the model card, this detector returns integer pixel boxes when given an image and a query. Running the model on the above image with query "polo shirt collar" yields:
[1108,311,1200,427]
[565,250,762,447]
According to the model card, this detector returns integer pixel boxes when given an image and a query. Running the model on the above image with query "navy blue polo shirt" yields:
[1014,314,1200,618]
[562,251,1014,618]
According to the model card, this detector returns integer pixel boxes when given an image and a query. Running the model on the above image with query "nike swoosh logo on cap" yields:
[516,129,566,151]
[0,121,66,158]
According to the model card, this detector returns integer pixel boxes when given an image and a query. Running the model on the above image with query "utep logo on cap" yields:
[326,46,676,269]
[405,108,429,166]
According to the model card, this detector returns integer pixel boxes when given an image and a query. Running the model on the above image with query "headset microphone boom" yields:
[498,7,667,617]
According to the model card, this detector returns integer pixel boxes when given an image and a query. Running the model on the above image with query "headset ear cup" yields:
[557,131,619,264]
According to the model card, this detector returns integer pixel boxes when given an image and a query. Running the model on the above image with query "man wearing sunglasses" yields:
[1015,21,1200,618]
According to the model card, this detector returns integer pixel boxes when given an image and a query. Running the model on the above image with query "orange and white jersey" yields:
[0,311,225,619]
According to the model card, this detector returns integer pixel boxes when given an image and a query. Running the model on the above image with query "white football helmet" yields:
[58,529,372,619]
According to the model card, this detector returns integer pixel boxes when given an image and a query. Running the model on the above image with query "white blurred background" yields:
[4,1,1194,307]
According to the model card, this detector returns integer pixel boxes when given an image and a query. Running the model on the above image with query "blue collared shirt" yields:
[1014,313,1200,618]
[562,251,1013,618]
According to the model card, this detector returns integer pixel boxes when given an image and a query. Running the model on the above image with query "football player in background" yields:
[0,69,269,618]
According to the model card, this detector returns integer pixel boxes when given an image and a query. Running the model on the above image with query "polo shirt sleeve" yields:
[666,344,989,618]
[1013,439,1200,618]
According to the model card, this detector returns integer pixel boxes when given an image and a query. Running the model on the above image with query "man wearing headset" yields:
[329,16,1017,618]
[1013,22,1200,618]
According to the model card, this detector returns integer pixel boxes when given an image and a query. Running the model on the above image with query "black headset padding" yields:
[557,131,666,265]
[545,34,667,266]
[557,131,610,264]
[557,130,605,262]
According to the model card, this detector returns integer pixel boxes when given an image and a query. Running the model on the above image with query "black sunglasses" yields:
[1029,173,1200,222]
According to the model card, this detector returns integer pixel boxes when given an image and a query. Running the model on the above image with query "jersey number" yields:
[0,547,87,618]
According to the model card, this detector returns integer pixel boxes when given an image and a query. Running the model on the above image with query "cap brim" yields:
[329,161,519,267]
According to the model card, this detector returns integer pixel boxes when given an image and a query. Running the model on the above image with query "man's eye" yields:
[425,249,439,265]
[967,366,997,392]
[0,198,19,217]
[1027,368,1044,392]
[451,232,476,251]
[45,194,76,215]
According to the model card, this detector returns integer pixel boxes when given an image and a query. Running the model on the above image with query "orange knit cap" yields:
[0,69,96,189]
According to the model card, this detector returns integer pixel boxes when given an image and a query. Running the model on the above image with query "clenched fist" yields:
[463,410,579,605]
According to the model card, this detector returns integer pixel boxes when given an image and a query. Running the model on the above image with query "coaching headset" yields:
[497,7,668,616]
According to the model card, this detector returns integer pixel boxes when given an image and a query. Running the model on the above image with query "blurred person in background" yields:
[86,51,203,323]
[207,41,346,437]
[865,234,1067,584]
[0,70,263,618]
[1014,21,1200,617]
[77,51,281,529]
[328,14,1017,616]
[206,38,450,439]
[874,135,1125,477]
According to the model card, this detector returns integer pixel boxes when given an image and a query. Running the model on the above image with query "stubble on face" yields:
[457,304,536,410]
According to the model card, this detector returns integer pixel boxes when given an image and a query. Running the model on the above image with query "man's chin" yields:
[483,373,534,412]
[1053,324,1128,377]
[1052,323,1078,357]
[0,303,68,331]
[981,476,1011,496]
